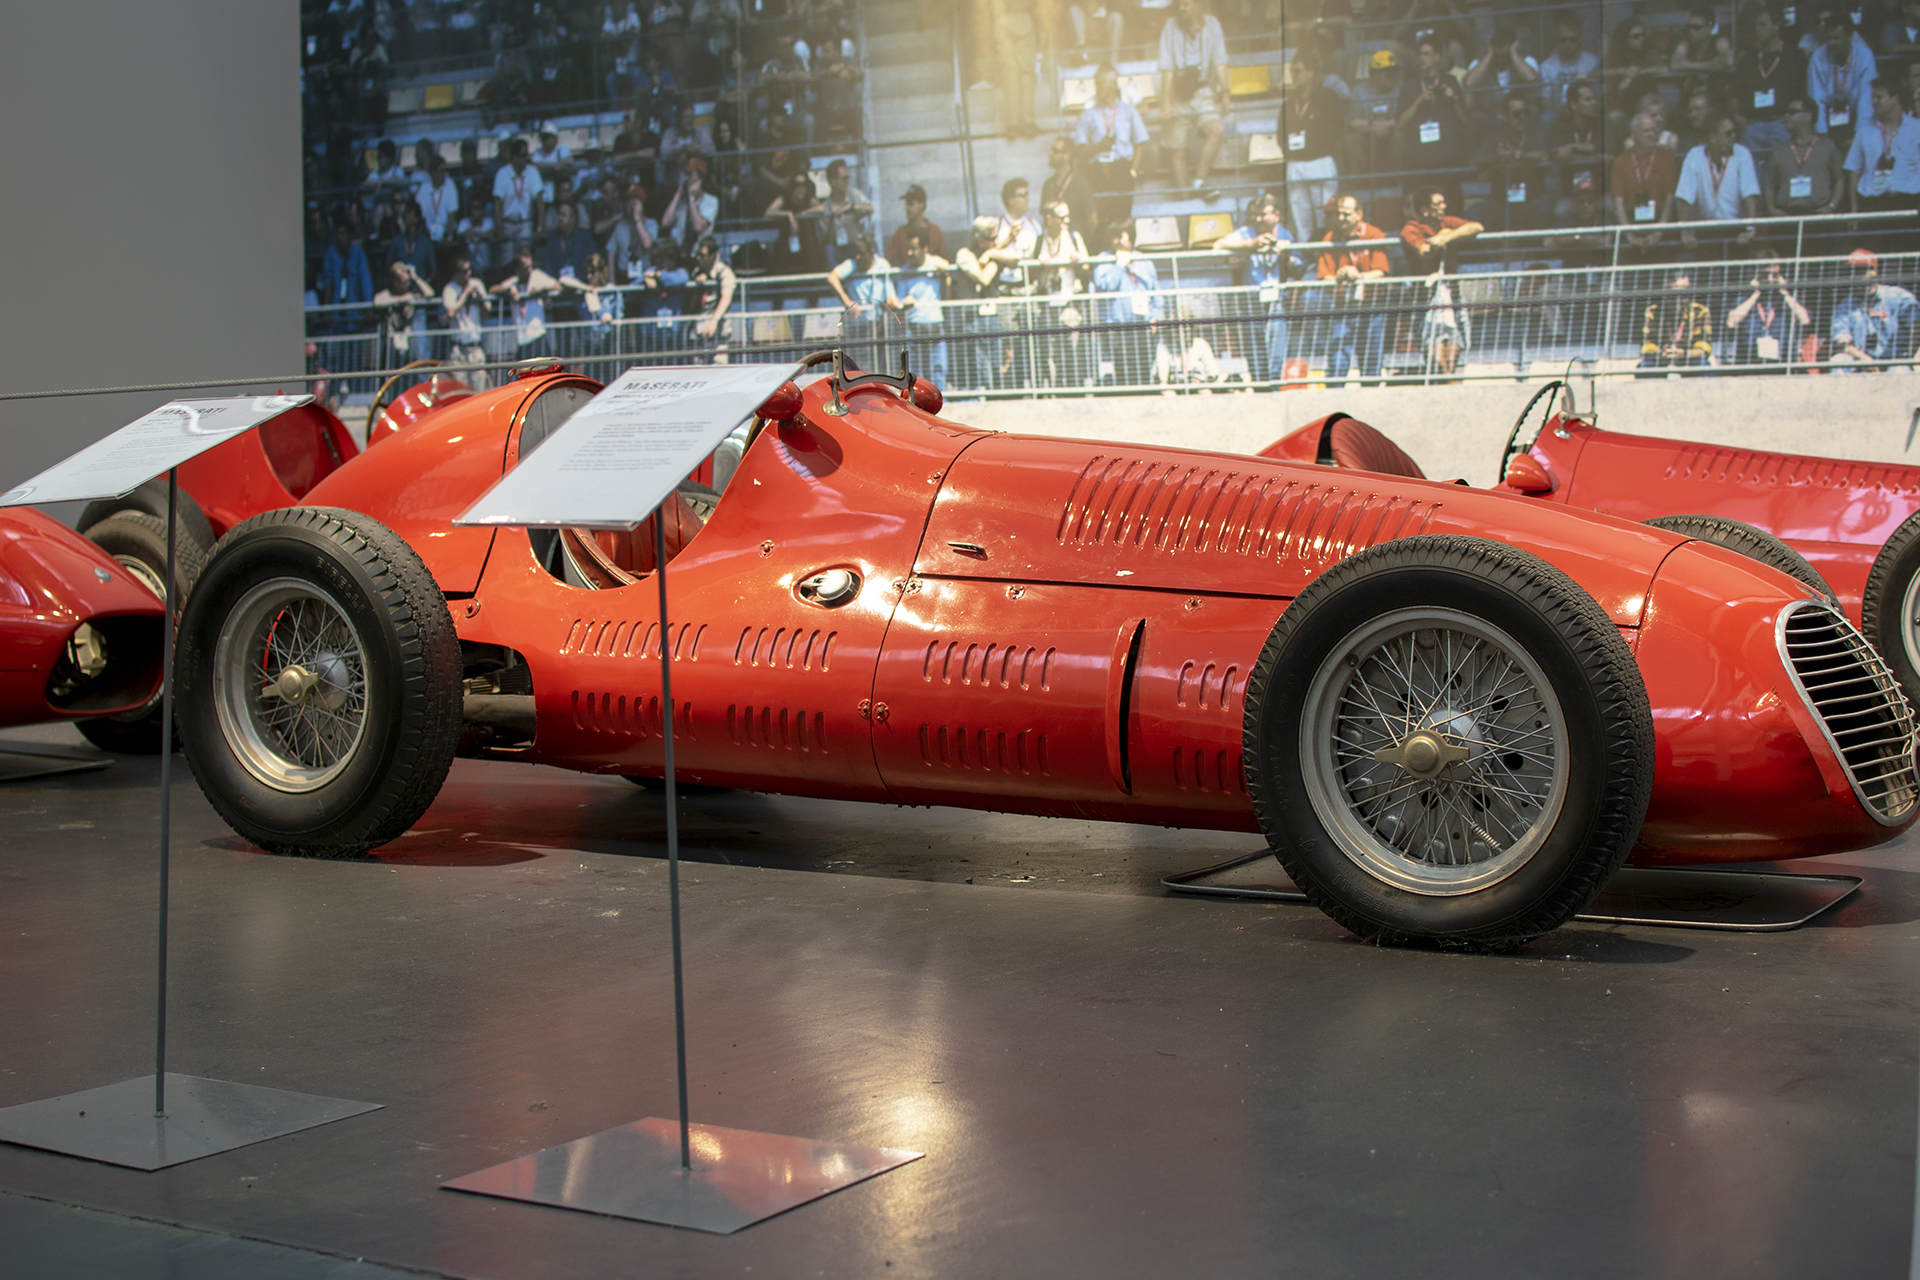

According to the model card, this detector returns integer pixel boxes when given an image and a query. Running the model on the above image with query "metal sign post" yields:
[443,361,921,1233]
[0,396,381,1170]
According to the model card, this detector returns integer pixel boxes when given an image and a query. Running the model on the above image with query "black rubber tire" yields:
[1642,513,1834,601]
[74,513,209,754]
[1242,535,1655,952]
[1863,508,1920,711]
[81,479,215,565]
[176,507,461,857]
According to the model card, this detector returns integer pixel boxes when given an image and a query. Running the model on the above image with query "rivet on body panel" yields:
[760,540,775,557]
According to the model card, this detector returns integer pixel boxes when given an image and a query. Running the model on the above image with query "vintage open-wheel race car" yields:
[1260,390,1920,714]
[167,354,1919,951]
[0,507,170,748]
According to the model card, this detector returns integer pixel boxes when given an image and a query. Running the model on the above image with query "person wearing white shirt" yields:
[441,253,491,390]
[491,140,544,246]
[530,131,570,203]
[1538,17,1600,105]
[1074,64,1153,228]
[1675,115,1762,246]
[414,155,461,241]
[1846,79,1920,220]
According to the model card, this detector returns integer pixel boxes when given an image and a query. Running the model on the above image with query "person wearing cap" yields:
[1073,65,1151,230]
[1349,49,1402,174]
[660,157,718,250]
[887,186,947,264]
[1764,97,1846,220]
[1831,247,1919,370]
[1845,79,1920,225]
[1279,39,1347,242]
[605,184,659,283]
[952,216,1005,392]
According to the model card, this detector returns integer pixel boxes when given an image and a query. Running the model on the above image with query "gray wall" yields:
[0,1,302,507]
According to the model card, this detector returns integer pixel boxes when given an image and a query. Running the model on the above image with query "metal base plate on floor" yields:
[1164,855,1863,932]
[0,743,109,784]
[0,1074,382,1170]
[444,1117,922,1234]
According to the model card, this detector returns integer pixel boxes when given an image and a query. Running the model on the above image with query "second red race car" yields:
[165,355,1918,952]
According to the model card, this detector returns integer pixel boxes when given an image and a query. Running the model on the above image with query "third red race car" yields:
[167,355,1917,952]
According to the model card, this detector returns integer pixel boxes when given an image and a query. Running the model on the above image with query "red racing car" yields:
[170,358,1917,951]
[1260,391,1920,711]
[0,508,168,748]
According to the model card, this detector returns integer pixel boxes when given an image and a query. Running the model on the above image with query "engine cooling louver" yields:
[1778,601,1920,826]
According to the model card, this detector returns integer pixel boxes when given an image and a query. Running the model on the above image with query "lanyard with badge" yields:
[1629,151,1659,220]
[1788,142,1816,200]
[1754,302,1781,361]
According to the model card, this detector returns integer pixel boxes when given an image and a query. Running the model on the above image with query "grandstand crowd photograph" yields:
[304,0,1919,399]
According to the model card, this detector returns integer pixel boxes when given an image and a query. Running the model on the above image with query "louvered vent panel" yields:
[1778,602,1919,825]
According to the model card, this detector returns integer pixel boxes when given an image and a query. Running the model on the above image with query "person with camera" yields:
[1462,27,1540,93]
[488,242,562,360]
[685,236,737,363]
[1217,192,1297,388]
[441,253,491,391]
[1725,250,1812,370]
[1158,0,1230,197]
[373,259,435,368]
[1395,36,1469,186]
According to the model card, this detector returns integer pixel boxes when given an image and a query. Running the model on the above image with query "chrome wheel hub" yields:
[212,578,370,793]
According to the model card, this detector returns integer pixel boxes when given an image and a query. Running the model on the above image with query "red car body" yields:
[283,369,1911,868]
[0,508,165,730]
[172,401,360,538]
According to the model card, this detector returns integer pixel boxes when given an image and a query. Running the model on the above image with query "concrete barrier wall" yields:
[938,377,1920,489]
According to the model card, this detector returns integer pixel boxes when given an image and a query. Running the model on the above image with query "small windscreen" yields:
[514,382,593,465]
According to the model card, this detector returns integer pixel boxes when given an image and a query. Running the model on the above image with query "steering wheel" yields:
[365,360,452,441]
[1498,380,1570,481]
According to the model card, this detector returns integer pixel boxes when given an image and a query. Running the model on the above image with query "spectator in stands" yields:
[1398,0,1470,68]
[952,216,1005,392]
[1673,89,1718,159]
[1396,36,1470,183]
[887,229,953,391]
[660,105,715,175]
[1279,39,1346,244]
[1763,97,1847,217]
[606,184,658,283]
[1638,270,1714,375]
[1547,81,1604,188]
[827,233,894,359]
[1735,8,1806,154]
[442,253,490,391]
[1810,11,1877,143]
[1035,199,1091,295]
[562,253,622,368]
[1475,93,1549,230]
[493,139,544,248]
[1464,28,1541,93]
[991,0,1041,141]
[491,243,562,358]
[1613,111,1679,252]
[1539,17,1599,107]
[1073,64,1152,231]
[1068,1,1124,67]
[374,187,413,248]
[709,117,747,219]
[1348,50,1401,175]
[1092,224,1160,388]
[635,239,688,353]
[1545,174,1612,269]
[587,175,624,244]
[1217,192,1296,387]
[455,138,483,193]
[988,177,1042,289]
[1675,114,1763,249]
[822,159,876,267]
[1042,137,1098,245]
[1605,20,1663,124]
[1846,80,1920,217]
[649,0,690,86]
[1725,249,1813,367]
[1906,60,1920,121]
[661,158,718,250]
[1670,7,1734,80]
[1401,187,1482,272]
[767,171,827,275]
[1886,0,1920,56]
[1309,194,1391,386]
[815,38,863,141]
[888,185,948,265]
[417,155,461,242]
[363,139,407,208]
[685,236,737,361]
[1159,0,1232,196]
[386,202,438,284]
[541,200,599,292]
[531,129,570,203]
[1830,247,1919,369]
[455,190,498,275]
[318,212,374,335]
[374,260,435,366]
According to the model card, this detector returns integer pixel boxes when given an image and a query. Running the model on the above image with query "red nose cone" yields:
[910,377,943,415]
[757,380,804,421]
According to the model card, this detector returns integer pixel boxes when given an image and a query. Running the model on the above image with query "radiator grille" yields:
[1778,601,1919,826]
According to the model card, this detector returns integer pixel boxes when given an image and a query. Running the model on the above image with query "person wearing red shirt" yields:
[1399,189,1482,378]
[1310,194,1392,384]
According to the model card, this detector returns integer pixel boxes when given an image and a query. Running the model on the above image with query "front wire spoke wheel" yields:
[1303,608,1571,896]
[214,578,370,792]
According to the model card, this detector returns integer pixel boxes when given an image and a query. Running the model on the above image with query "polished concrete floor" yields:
[3,722,1919,1279]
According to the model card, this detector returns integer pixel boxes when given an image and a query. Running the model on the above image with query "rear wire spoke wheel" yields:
[1862,509,1920,712]
[1244,535,1654,952]
[176,507,460,857]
